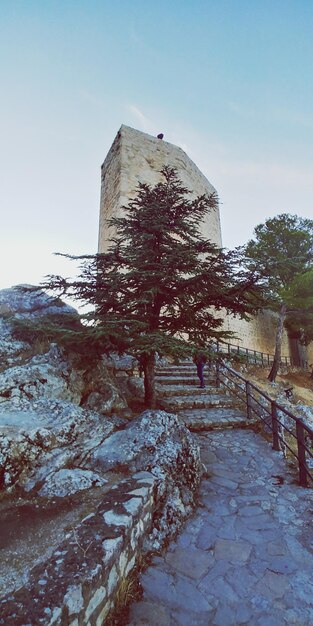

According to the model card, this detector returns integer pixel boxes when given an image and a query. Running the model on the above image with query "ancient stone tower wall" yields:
[221,310,290,356]
[98,125,222,252]
[98,125,303,362]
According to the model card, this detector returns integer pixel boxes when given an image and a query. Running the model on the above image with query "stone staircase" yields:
[156,361,250,431]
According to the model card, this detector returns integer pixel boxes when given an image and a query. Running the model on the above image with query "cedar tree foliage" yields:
[36,167,261,408]
[245,214,313,382]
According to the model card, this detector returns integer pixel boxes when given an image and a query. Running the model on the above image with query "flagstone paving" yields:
[127,363,313,625]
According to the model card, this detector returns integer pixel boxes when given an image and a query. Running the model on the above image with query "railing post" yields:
[216,360,220,388]
[254,350,257,364]
[267,353,270,366]
[261,352,264,366]
[246,381,252,419]
[296,421,308,487]
[271,402,280,451]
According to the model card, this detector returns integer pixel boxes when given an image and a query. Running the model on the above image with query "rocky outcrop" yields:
[0,343,84,405]
[0,287,131,494]
[89,409,202,549]
[0,409,201,625]
[0,286,202,624]
[0,284,75,317]
[0,397,124,492]
[0,472,159,626]
[0,285,78,369]
[38,468,107,497]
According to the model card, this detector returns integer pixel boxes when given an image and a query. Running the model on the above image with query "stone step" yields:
[178,407,251,431]
[155,376,211,386]
[155,376,216,388]
[156,384,217,397]
[156,367,196,376]
[160,393,234,412]
[156,369,214,378]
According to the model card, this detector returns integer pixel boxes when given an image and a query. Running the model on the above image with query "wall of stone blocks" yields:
[0,472,157,626]
[222,310,291,357]
[98,125,222,253]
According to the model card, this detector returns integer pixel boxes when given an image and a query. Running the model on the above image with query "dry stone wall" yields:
[0,472,157,626]
[0,404,201,625]
[0,288,202,625]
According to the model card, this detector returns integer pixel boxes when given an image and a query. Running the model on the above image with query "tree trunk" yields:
[268,303,287,382]
[143,353,156,408]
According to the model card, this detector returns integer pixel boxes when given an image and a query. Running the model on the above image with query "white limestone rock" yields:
[0,318,29,366]
[294,404,313,428]
[0,359,72,404]
[0,285,77,319]
[82,359,128,414]
[103,353,137,373]
[127,376,144,398]
[0,285,79,372]
[38,468,106,497]
[84,384,127,414]
[0,399,124,491]
[89,410,202,548]
[0,287,129,494]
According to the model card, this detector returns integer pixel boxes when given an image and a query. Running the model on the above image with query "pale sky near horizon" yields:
[1,0,313,291]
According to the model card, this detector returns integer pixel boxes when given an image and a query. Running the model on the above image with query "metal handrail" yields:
[214,341,308,369]
[215,359,313,487]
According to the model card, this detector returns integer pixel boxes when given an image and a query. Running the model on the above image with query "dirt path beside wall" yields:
[242,365,313,407]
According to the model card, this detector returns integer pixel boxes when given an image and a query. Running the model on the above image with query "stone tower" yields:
[98,125,222,252]
[97,124,310,362]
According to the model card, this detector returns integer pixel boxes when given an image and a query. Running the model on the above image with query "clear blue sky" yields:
[1,0,313,289]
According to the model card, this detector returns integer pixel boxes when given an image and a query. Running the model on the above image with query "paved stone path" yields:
[127,363,313,625]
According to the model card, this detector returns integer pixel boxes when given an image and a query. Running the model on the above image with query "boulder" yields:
[127,376,145,398]
[0,288,203,622]
[0,398,125,492]
[0,287,202,548]
[89,410,202,549]
[0,318,30,368]
[38,468,107,497]
[0,285,78,370]
[0,344,82,406]
[0,285,77,319]
[82,360,128,414]
[103,353,137,374]
[0,286,130,495]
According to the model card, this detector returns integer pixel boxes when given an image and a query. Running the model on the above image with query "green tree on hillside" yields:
[36,167,261,408]
[245,214,313,382]
[284,268,313,372]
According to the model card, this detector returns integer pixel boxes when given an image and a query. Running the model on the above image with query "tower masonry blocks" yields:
[98,125,222,253]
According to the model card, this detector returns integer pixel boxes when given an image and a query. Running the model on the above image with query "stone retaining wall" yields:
[0,471,158,626]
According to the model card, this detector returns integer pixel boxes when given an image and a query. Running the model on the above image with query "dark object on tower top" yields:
[157,133,164,140]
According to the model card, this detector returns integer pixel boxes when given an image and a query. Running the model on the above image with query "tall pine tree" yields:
[245,214,313,381]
